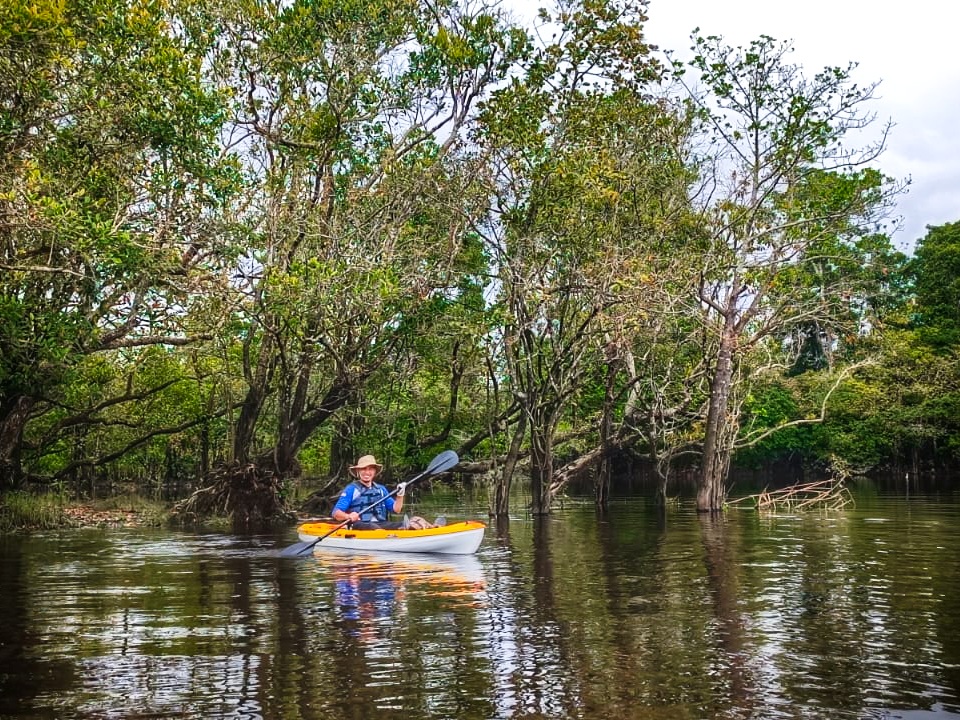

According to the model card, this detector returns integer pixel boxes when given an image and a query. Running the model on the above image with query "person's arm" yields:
[388,482,406,515]
[332,487,359,523]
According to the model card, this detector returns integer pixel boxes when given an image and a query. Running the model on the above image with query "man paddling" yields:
[332,455,406,529]
[332,454,440,530]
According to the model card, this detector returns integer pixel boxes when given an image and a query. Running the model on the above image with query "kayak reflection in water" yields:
[328,553,487,636]
[332,453,439,530]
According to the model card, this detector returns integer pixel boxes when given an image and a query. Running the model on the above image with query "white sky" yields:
[504,0,960,253]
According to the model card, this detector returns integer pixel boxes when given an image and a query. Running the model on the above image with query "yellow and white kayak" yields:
[297,519,486,555]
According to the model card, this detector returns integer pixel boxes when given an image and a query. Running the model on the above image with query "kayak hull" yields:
[297,519,486,555]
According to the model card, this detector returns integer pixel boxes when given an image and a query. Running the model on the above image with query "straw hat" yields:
[349,454,383,476]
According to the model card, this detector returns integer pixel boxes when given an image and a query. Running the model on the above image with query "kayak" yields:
[296,519,486,555]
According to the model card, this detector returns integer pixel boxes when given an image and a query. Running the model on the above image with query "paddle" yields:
[279,449,459,558]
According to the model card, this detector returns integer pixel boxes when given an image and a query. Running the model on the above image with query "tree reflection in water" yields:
[2,500,960,719]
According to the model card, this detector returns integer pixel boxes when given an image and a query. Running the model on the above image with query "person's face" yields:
[357,465,377,485]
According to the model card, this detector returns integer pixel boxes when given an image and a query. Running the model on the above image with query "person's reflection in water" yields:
[327,553,486,643]
[320,557,408,714]
[331,559,407,642]
[321,553,486,717]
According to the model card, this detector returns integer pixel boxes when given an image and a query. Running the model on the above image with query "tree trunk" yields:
[491,411,525,516]
[233,386,267,465]
[698,322,736,512]
[199,421,210,482]
[596,348,617,509]
[0,395,33,489]
[233,330,277,465]
[272,427,299,478]
[264,375,355,477]
[529,416,554,516]
[654,466,669,507]
[329,413,363,480]
[595,457,610,508]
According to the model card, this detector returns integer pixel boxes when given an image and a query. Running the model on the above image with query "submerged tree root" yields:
[172,462,294,527]
[728,477,854,512]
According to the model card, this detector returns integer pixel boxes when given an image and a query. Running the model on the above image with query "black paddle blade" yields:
[279,540,318,558]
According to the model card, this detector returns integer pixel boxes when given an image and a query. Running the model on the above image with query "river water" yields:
[0,490,958,719]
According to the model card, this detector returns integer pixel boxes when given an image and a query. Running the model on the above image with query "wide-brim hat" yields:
[349,454,383,476]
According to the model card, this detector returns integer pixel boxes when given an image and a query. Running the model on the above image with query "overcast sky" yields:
[506,0,959,253]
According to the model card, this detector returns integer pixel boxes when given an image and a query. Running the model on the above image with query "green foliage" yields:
[19,345,227,491]
[803,325,960,469]
[0,0,238,485]
[736,381,818,467]
[0,0,956,509]
[909,221,960,345]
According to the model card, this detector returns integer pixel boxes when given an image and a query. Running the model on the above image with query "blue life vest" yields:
[346,481,390,522]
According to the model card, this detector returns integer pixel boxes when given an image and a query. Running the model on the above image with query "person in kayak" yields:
[332,454,441,530]
[332,455,406,529]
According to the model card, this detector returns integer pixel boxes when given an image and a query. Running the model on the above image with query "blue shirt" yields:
[332,481,397,522]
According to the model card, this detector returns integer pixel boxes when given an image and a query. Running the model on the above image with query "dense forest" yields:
[2,0,958,523]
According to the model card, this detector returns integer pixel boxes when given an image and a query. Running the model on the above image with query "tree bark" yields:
[491,411,525,516]
[596,350,617,509]
[233,332,276,465]
[529,407,555,516]
[698,320,737,512]
[0,395,33,488]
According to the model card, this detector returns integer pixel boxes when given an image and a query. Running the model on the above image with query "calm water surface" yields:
[0,492,958,719]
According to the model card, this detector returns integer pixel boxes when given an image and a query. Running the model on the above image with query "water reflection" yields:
[0,531,282,718]
[289,548,491,719]
[1,499,959,719]
[317,549,487,627]
[698,513,756,716]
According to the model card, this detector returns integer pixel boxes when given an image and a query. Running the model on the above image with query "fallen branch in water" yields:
[728,477,854,511]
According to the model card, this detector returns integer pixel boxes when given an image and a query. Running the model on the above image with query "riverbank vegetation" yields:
[2,0,957,526]
[0,491,170,531]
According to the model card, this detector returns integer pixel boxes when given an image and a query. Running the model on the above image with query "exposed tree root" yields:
[296,476,340,516]
[172,462,295,527]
